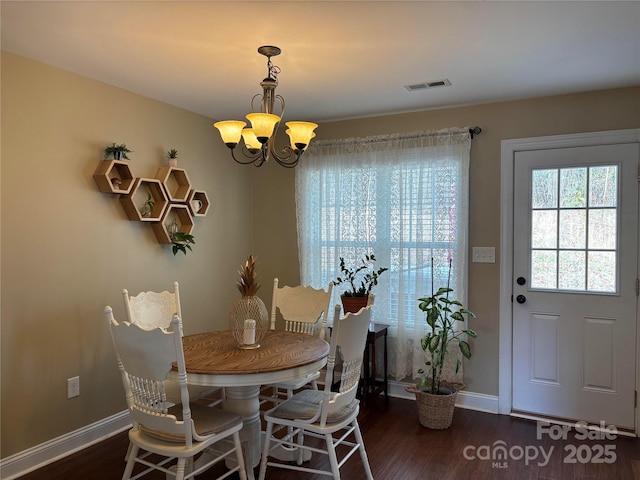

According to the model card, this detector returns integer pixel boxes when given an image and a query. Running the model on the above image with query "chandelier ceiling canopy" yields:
[214,46,318,168]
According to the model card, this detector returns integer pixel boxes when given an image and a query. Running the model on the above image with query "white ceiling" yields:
[2,1,639,124]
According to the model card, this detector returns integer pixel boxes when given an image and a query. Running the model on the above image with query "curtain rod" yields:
[310,127,482,150]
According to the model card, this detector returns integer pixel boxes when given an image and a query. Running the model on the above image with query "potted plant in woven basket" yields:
[333,253,388,313]
[406,258,477,429]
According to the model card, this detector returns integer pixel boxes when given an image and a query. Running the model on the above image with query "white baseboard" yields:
[0,411,131,480]
[1,383,499,479]
[454,389,500,414]
[389,380,500,414]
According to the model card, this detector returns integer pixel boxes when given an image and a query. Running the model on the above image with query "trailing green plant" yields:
[104,143,132,160]
[417,258,477,394]
[171,232,195,256]
[166,148,178,159]
[141,192,155,217]
[333,253,388,297]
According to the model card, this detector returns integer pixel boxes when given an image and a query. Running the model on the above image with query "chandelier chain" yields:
[267,58,280,82]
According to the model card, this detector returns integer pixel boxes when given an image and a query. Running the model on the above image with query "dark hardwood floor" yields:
[18,396,640,479]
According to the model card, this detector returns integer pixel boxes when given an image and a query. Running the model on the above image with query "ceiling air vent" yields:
[404,79,452,92]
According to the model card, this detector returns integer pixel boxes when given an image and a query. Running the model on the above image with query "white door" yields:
[512,143,639,430]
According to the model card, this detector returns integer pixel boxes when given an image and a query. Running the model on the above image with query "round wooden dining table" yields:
[174,329,329,470]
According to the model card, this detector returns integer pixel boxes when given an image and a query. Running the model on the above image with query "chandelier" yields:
[214,46,318,168]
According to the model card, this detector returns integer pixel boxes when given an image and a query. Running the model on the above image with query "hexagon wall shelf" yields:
[188,189,210,217]
[93,160,135,194]
[152,204,195,244]
[93,157,208,251]
[155,166,192,202]
[120,178,169,222]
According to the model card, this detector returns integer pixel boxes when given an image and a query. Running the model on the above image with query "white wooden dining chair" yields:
[105,307,247,480]
[259,278,333,406]
[318,294,375,390]
[122,281,183,333]
[258,304,374,480]
[122,282,224,406]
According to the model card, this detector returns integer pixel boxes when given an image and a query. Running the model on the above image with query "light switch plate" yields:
[472,247,495,263]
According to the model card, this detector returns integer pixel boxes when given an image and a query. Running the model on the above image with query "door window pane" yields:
[532,169,558,208]
[531,250,557,289]
[559,209,586,249]
[559,250,586,290]
[560,168,587,208]
[589,166,617,207]
[588,209,617,250]
[587,251,616,292]
[532,210,557,248]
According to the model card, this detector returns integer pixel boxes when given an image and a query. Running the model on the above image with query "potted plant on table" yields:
[104,143,132,160]
[333,253,388,313]
[406,258,477,429]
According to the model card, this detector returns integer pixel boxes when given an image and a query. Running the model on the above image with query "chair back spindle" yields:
[270,278,333,339]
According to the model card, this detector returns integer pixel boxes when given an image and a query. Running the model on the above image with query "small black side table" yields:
[361,323,389,405]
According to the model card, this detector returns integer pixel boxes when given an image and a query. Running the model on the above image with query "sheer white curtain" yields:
[295,127,472,382]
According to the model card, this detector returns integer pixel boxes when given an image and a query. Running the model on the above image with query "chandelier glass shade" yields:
[214,46,318,168]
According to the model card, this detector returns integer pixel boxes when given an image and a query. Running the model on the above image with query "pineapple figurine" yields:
[230,255,268,349]
[236,254,260,296]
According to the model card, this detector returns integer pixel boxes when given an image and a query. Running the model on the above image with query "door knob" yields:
[516,294,526,304]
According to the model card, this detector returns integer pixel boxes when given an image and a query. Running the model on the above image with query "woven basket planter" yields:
[405,382,462,430]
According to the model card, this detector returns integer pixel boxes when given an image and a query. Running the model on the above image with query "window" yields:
[295,128,472,380]
[530,165,618,292]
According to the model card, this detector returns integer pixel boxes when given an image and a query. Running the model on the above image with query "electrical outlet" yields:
[67,376,80,398]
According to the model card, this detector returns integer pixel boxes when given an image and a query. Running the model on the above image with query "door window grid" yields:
[530,165,618,293]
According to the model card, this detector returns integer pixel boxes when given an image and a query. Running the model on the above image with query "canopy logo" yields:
[462,440,553,468]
